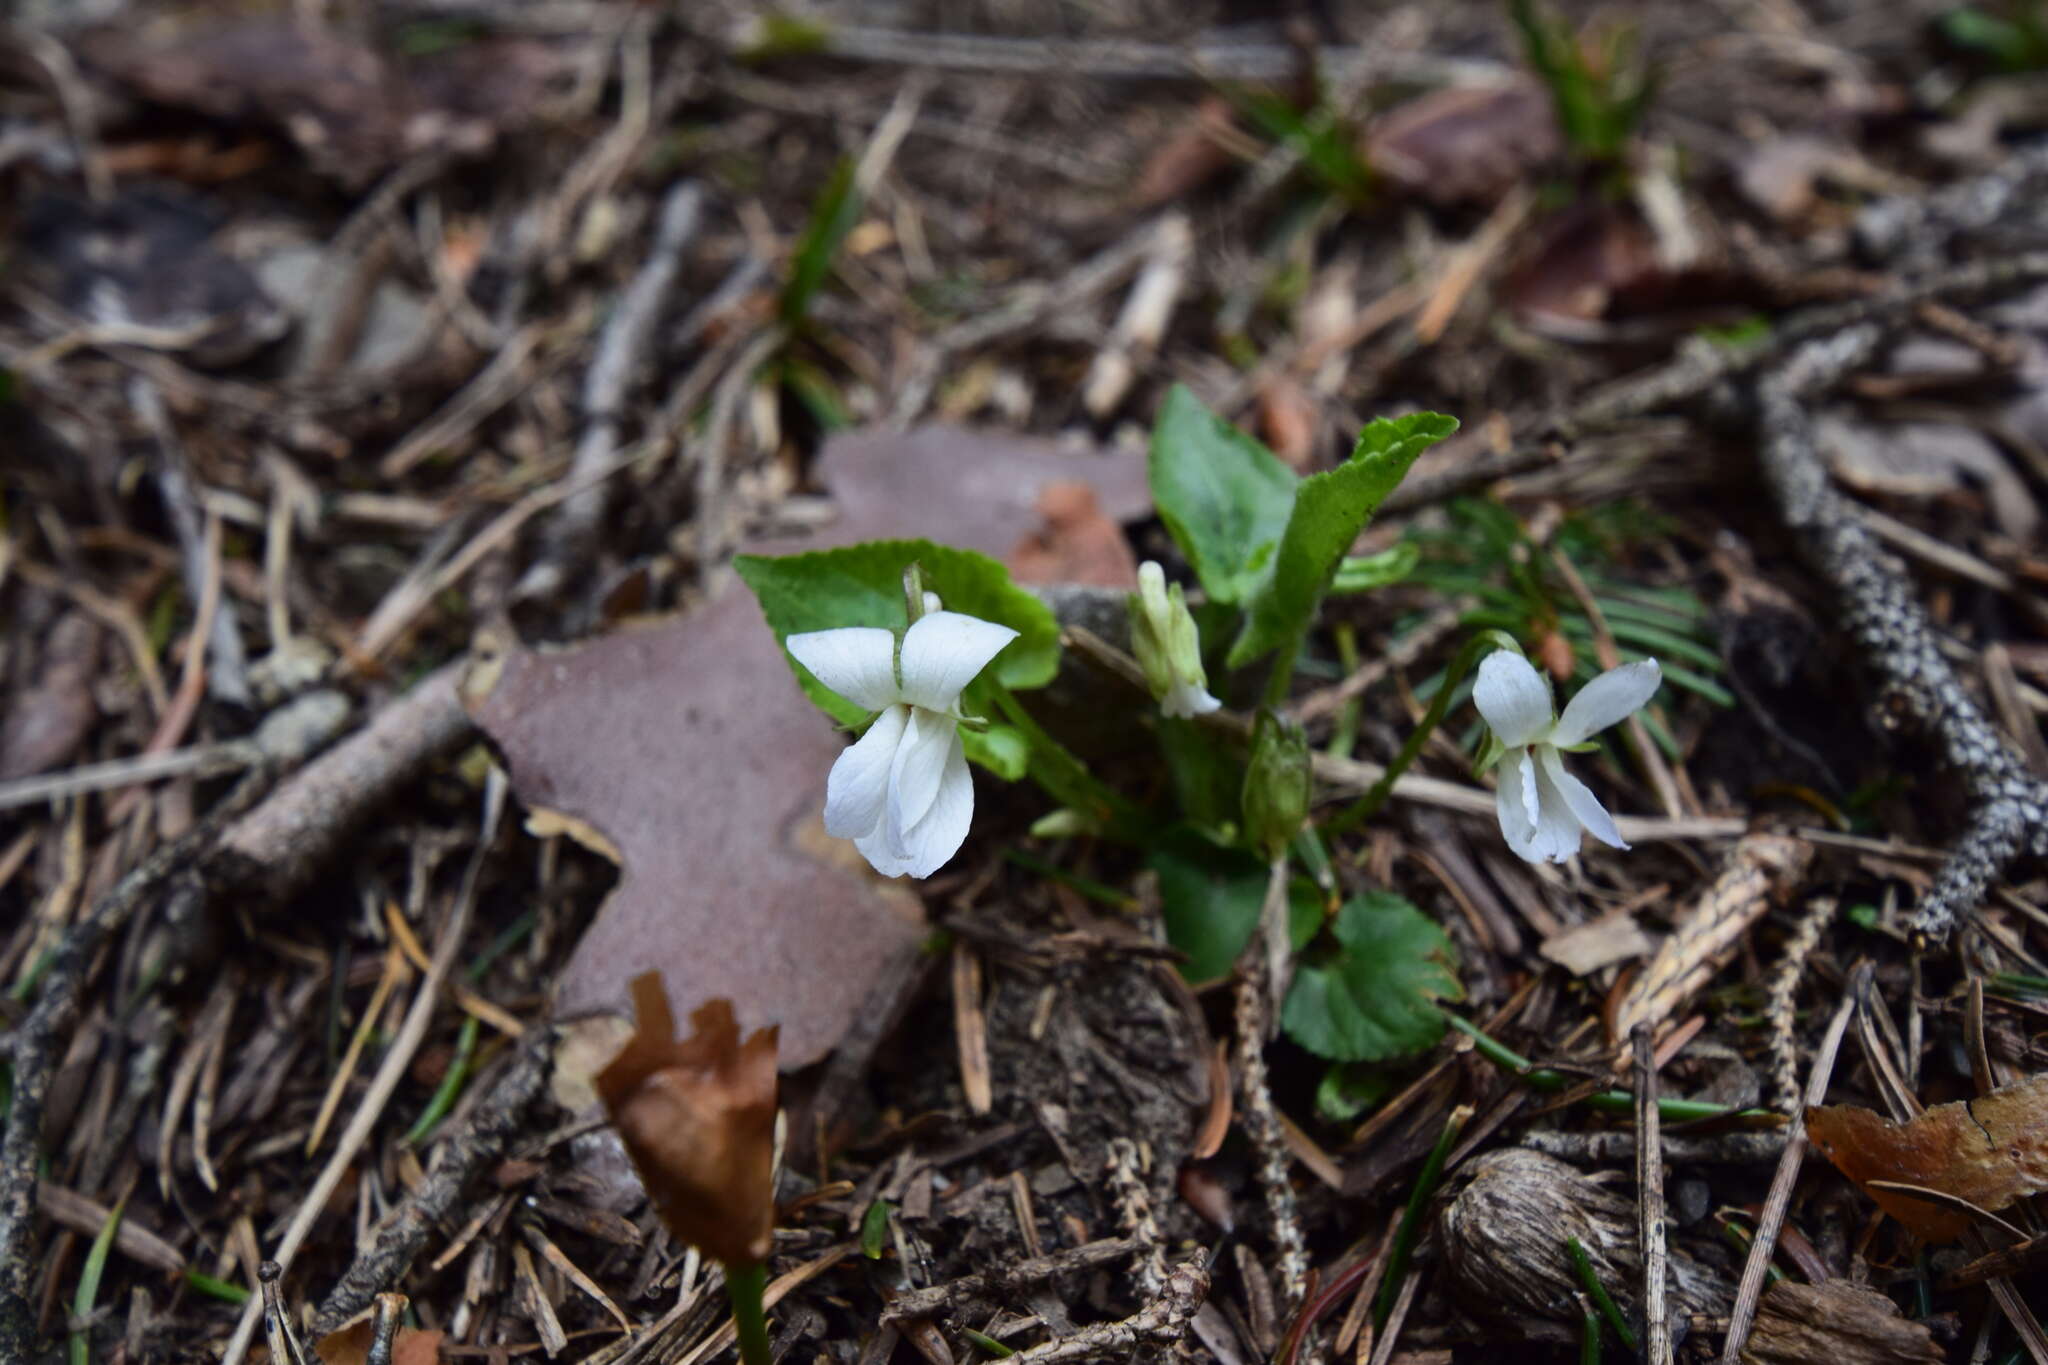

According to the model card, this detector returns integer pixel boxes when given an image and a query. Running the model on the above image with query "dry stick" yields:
[1633,1026,1671,1365]
[134,376,250,706]
[311,1022,550,1335]
[219,772,505,1365]
[0,769,274,1358]
[516,180,705,603]
[208,664,471,909]
[1720,960,1872,1365]
[1234,976,1308,1308]
[1755,330,2048,940]
[1764,897,1838,1115]
[997,1254,1210,1365]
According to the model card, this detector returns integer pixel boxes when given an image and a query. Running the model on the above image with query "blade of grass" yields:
[780,157,861,327]
[70,1192,126,1365]
[1373,1103,1470,1329]
[1568,1235,1638,1353]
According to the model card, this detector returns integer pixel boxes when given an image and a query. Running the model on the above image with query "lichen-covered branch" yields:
[1754,330,2048,939]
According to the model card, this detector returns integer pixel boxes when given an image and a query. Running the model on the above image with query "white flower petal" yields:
[887,706,957,839]
[1538,745,1627,850]
[822,705,907,839]
[1495,748,1544,862]
[1473,651,1555,748]
[896,611,1019,712]
[853,827,919,878]
[787,626,902,711]
[1550,659,1662,747]
[892,727,974,878]
[1527,749,1586,863]
[1163,680,1223,718]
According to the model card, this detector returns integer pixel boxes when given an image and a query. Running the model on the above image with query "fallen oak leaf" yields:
[1806,1072,2048,1243]
[490,424,1150,1068]
[596,973,778,1266]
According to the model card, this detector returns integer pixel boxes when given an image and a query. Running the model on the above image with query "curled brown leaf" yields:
[597,973,779,1264]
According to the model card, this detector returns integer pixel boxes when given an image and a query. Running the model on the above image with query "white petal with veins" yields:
[1538,745,1627,850]
[822,704,907,839]
[1473,651,1556,748]
[787,627,902,712]
[891,727,974,878]
[886,706,956,844]
[1550,659,1662,747]
[1526,751,1585,863]
[897,612,1019,712]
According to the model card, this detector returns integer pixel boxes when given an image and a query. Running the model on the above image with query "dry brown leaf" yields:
[0,613,102,780]
[1807,1073,2048,1243]
[596,974,778,1265]
[1504,203,1664,333]
[468,590,929,1069]
[1366,80,1560,208]
[314,1320,444,1365]
[75,19,562,188]
[1256,376,1317,472]
[1740,1280,1943,1364]
[1007,482,1140,588]
[1132,96,1241,208]
[474,426,1150,1068]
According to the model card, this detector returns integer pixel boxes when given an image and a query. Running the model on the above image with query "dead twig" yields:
[1754,329,2048,940]
[1720,961,1871,1365]
[1634,1026,1671,1365]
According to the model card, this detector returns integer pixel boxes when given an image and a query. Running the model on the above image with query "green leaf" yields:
[1282,889,1462,1061]
[735,540,1060,726]
[1148,385,1298,605]
[1316,1062,1393,1123]
[1229,412,1457,667]
[963,723,1029,780]
[860,1198,893,1258]
[1151,832,1321,985]
[1328,542,1419,595]
[781,157,861,326]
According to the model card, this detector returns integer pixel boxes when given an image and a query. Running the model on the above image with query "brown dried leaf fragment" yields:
[597,973,778,1265]
[1740,1280,1943,1365]
[1366,80,1560,208]
[315,1319,444,1365]
[1007,482,1139,589]
[1806,1073,2048,1243]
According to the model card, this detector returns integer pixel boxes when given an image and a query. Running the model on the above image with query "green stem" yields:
[1262,633,1303,709]
[988,683,1139,836]
[727,1259,772,1365]
[1326,623,1362,761]
[1374,1103,1469,1329]
[1567,1236,1638,1353]
[1444,1012,1779,1123]
[1321,630,1522,837]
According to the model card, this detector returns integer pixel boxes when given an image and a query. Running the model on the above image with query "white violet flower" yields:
[1474,651,1662,865]
[787,610,1018,879]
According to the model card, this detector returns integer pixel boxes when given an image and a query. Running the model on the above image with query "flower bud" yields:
[1242,708,1309,861]
[1129,561,1221,719]
[597,973,779,1265]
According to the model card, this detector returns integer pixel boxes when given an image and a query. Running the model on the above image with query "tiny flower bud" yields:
[1242,708,1310,861]
[1129,561,1222,719]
